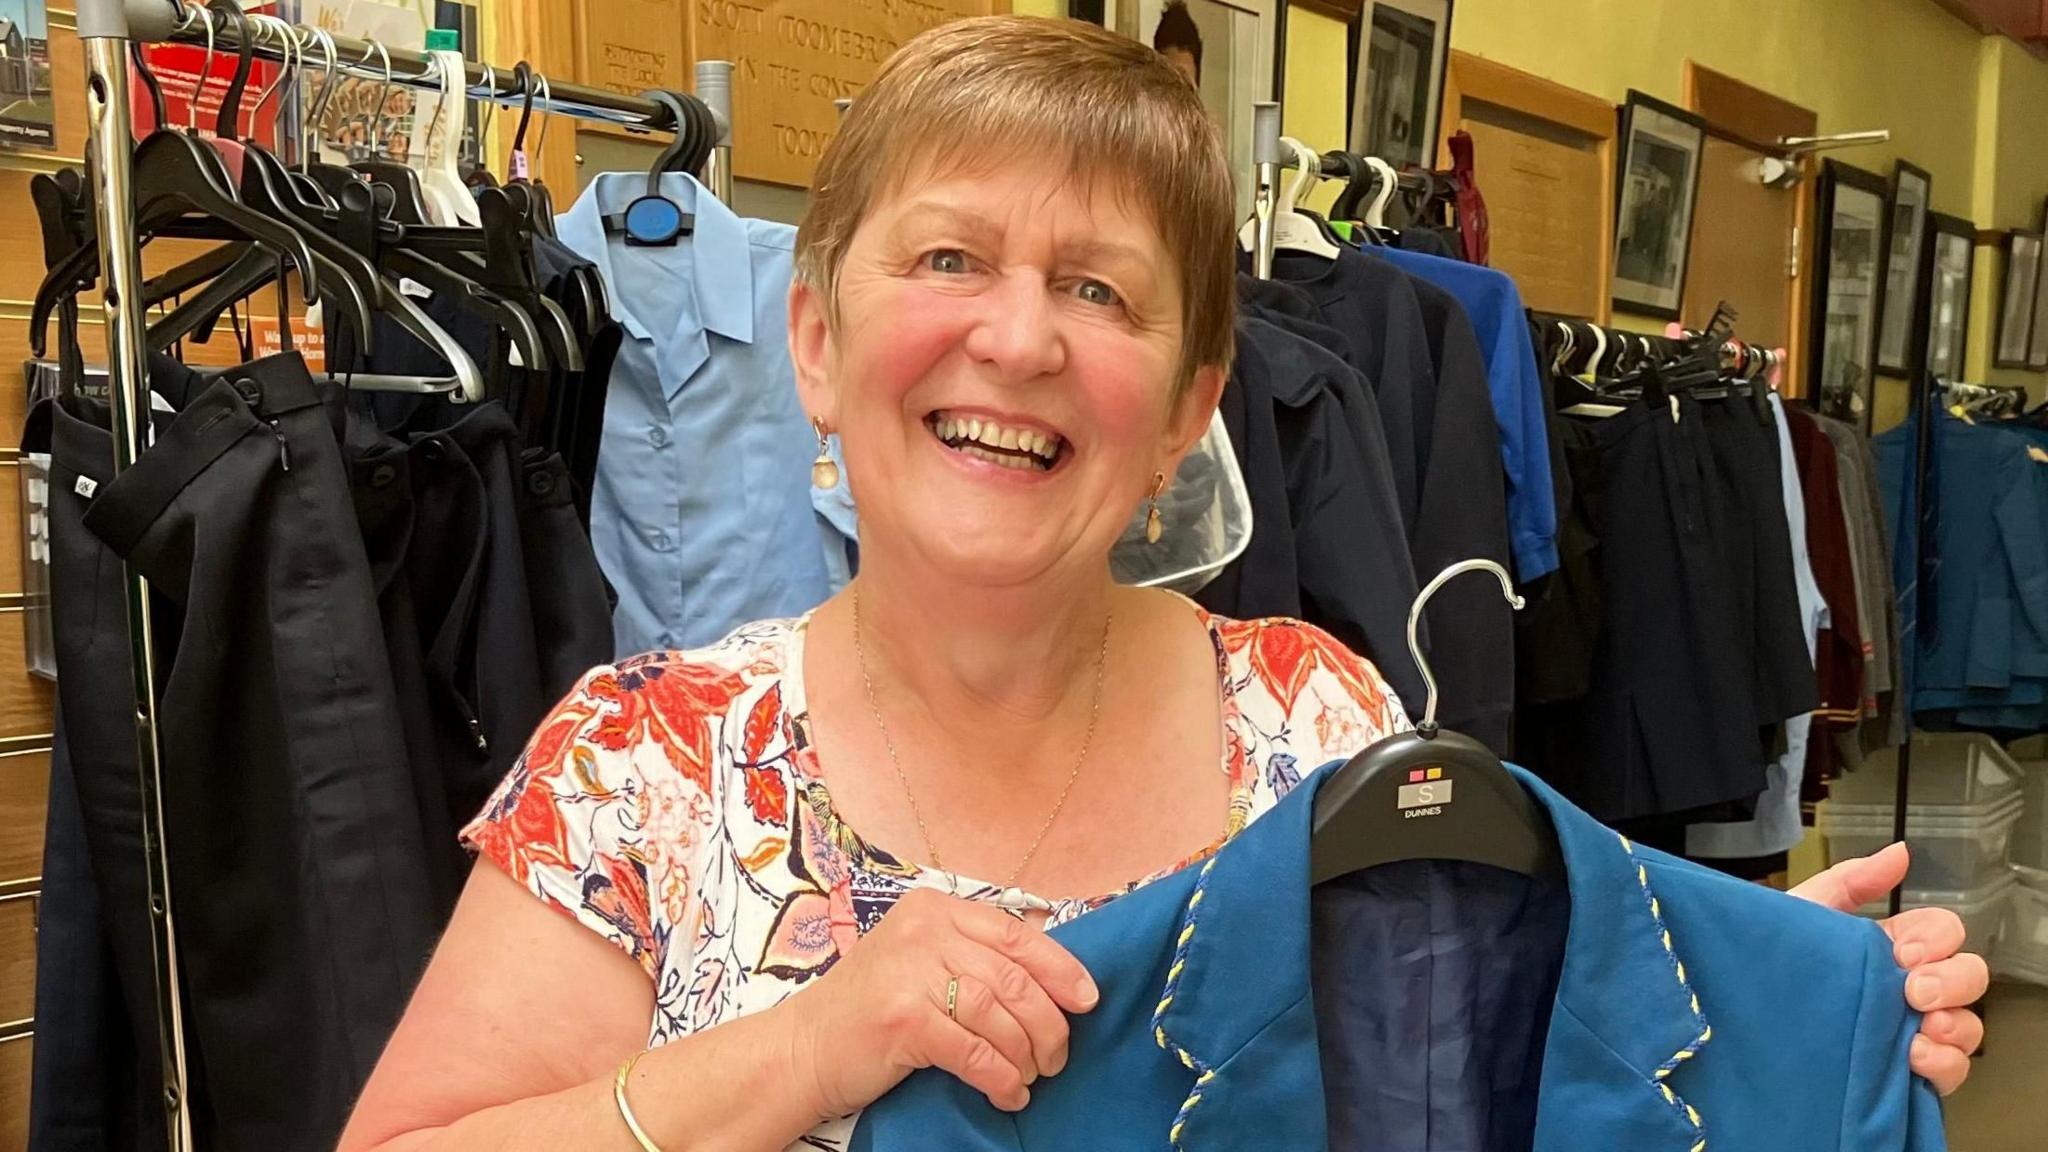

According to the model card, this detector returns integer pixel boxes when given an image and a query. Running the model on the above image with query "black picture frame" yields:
[1342,0,1456,172]
[1808,161,1893,432]
[1923,212,1977,384]
[1875,160,1934,376]
[1997,229,2043,371]
[1611,90,1707,322]
[2031,198,2048,370]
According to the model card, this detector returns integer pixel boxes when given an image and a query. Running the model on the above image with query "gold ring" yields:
[946,976,960,1021]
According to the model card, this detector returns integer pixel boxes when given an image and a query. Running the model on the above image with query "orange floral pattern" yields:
[461,608,1406,1150]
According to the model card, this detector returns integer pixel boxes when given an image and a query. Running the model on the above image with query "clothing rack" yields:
[1528,312,1782,379]
[71,2,727,1145]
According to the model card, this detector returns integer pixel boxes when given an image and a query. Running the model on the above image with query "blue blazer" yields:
[850,763,1943,1151]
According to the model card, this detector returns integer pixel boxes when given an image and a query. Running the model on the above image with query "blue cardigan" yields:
[850,763,1942,1151]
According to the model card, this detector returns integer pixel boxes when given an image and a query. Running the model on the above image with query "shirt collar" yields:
[1154,760,1714,1151]
[554,171,757,346]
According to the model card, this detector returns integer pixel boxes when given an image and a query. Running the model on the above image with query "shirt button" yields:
[648,425,671,448]
[651,530,673,552]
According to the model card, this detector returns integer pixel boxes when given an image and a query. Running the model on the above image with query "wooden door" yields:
[1681,63,1819,395]
[1683,136,1798,351]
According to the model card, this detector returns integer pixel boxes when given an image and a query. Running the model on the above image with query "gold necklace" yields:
[850,586,1112,891]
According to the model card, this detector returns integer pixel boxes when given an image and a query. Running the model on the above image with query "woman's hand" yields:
[1789,842,1990,1095]
[781,888,1101,1121]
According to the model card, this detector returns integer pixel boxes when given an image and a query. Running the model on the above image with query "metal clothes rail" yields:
[70,2,727,1145]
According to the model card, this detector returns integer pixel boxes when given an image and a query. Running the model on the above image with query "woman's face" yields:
[792,158,1223,591]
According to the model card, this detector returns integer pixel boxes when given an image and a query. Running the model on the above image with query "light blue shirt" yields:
[1690,393,1827,859]
[557,173,836,656]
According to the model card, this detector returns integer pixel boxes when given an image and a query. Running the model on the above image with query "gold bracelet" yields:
[613,1050,665,1152]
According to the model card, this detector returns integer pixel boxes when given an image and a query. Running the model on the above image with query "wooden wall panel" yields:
[0,752,50,888]
[1440,52,1615,321]
[0,897,35,1025]
[0,1034,27,1152]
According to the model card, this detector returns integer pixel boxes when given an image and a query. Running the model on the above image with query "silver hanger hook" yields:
[248,16,296,147]
[361,38,393,160]
[477,63,497,156]
[533,72,552,169]
[305,26,339,168]
[1407,560,1525,730]
[188,3,215,133]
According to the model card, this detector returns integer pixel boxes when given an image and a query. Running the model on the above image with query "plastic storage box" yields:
[1858,870,2018,955]
[1818,734,2026,892]
[1994,866,2048,986]
[2010,758,2048,873]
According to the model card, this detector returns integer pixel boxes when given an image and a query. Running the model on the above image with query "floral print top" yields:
[462,606,1409,1150]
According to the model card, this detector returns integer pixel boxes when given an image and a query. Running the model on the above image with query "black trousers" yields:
[78,353,441,1151]
[348,396,612,847]
[1696,399,1820,733]
[27,707,162,1152]
[33,394,180,1147]
[1519,402,1767,821]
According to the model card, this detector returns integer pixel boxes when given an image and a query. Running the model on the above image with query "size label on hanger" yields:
[1397,766,1454,817]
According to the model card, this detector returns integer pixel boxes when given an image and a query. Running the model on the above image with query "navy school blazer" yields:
[849,763,1943,1151]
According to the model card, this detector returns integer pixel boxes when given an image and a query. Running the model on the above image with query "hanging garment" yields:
[1518,400,1766,823]
[848,762,1942,1152]
[557,172,835,656]
[30,382,200,1150]
[1375,247,1558,581]
[1239,252,1514,747]
[1357,258,1518,750]
[1877,409,2048,727]
[1695,399,1822,749]
[28,708,162,1152]
[1689,393,1826,861]
[1819,414,1903,756]
[71,353,444,1150]
[1781,404,1865,801]
[1195,317,1424,713]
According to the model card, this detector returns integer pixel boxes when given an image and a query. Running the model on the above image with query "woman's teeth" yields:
[930,413,1064,471]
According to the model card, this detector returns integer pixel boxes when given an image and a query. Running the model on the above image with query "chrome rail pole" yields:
[73,0,192,1147]
[1251,102,1282,280]
[695,59,734,204]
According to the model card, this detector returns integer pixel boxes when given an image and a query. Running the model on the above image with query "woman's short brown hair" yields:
[794,15,1237,397]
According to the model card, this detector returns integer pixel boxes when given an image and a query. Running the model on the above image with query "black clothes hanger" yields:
[1311,561,1563,884]
[610,89,714,246]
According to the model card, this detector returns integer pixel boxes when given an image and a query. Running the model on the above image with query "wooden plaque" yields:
[577,0,691,139]
[690,0,1004,188]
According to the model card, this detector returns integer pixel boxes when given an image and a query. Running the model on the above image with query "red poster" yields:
[131,2,284,147]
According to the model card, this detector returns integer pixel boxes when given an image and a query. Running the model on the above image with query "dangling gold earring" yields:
[811,418,840,490]
[1144,471,1166,544]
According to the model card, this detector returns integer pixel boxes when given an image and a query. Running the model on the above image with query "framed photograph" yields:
[2031,200,2048,370]
[1995,231,2040,370]
[1344,0,1453,171]
[1809,162,1892,432]
[1924,214,1976,383]
[1875,161,1933,376]
[0,0,57,151]
[1138,0,1279,218]
[1611,91,1707,320]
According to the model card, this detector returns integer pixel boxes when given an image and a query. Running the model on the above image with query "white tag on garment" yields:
[74,475,97,499]
[400,277,434,300]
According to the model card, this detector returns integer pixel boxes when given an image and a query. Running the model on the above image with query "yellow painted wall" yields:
[1012,0,1062,17]
[1281,0,2048,400]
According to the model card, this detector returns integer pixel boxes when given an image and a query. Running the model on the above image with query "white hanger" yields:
[1237,138,1343,260]
[1363,157,1400,230]
[420,51,481,226]
[1561,323,1625,418]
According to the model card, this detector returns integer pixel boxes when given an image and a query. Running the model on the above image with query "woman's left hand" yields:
[1788,841,1989,1095]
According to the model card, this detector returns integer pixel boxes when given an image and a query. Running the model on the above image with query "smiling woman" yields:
[335,16,1983,1152]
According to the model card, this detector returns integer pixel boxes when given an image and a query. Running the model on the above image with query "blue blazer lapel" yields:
[1516,770,1718,1152]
